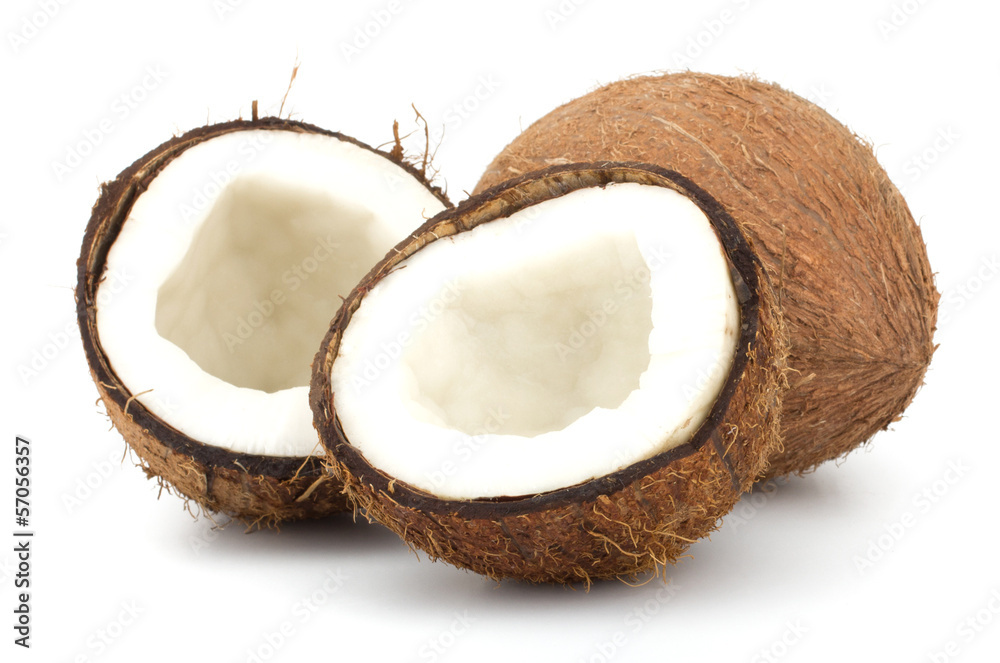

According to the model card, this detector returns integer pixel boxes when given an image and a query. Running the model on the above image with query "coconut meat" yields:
[332,183,740,499]
[96,129,445,456]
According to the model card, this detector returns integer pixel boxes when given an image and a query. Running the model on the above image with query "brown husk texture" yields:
[312,163,786,582]
[475,72,938,477]
[77,117,448,523]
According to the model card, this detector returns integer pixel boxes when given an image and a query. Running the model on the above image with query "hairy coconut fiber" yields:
[476,72,938,477]
[312,163,786,582]
[77,117,449,525]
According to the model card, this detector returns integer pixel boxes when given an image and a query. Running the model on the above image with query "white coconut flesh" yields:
[331,183,741,499]
[96,129,446,456]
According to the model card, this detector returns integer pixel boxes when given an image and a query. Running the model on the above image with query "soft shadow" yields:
[355,469,853,610]
[164,464,858,613]
[168,511,407,563]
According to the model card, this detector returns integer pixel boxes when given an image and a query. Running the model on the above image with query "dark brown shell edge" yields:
[311,162,787,582]
[76,116,451,525]
[474,72,939,478]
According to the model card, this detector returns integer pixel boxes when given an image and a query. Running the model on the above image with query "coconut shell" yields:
[475,73,938,477]
[312,163,787,582]
[77,117,450,525]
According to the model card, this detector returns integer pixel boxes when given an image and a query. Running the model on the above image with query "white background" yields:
[2,0,998,661]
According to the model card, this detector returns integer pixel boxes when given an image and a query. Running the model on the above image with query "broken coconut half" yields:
[77,116,449,524]
[312,163,786,582]
[476,72,938,477]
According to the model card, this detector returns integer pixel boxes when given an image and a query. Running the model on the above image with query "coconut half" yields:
[312,163,786,582]
[77,116,449,523]
[476,72,938,477]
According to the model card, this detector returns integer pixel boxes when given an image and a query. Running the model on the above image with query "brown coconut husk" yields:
[475,72,938,477]
[312,162,787,582]
[77,116,450,525]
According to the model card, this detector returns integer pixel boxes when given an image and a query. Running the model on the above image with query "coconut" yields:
[312,163,786,582]
[77,115,449,525]
[475,72,938,477]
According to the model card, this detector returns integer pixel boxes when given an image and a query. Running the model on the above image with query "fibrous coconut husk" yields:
[312,162,787,582]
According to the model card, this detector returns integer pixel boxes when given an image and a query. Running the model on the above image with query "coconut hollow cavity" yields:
[331,182,740,499]
[77,117,449,522]
[312,163,786,582]
[476,72,938,478]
